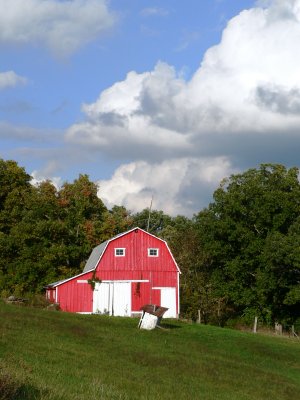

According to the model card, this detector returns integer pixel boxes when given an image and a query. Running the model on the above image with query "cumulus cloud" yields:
[66,63,191,161]
[66,0,300,215]
[98,157,233,216]
[0,0,116,57]
[0,71,27,89]
[31,167,63,190]
[255,84,300,115]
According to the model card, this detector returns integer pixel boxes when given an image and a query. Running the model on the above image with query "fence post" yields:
[197,309,201,324]
[291,325,299,338]
[253,316,258,333]
[275,322,282,335]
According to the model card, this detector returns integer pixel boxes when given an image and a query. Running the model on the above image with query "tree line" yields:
[0,159,299,327]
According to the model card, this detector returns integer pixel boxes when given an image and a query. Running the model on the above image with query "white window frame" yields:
[115,248,125,257]
[148,248,159,257]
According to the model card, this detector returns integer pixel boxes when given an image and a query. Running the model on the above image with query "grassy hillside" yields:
[0,301,299,400]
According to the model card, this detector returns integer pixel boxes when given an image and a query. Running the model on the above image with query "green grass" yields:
[0,301,299,400]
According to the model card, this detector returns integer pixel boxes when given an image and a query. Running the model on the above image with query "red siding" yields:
[96,229,176,274]
[131,281,161,312]
[48,228,180,315]
[56,271,93,313]
[46,288,56,303]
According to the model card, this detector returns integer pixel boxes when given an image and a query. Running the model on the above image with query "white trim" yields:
[48,269,93,288]
[177,271,180,317]
[77,312,93,314]
[109,227,159,243]
[55,288,58,303]
[114,247,125,257]
[165,241,181,274]
[91,241,109,273]
[52,278,150,287]
[101,279,149,283]
[152,286,174,290]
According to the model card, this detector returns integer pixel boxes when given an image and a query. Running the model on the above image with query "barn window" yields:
[115,248,125,256]
[148,248,159,257]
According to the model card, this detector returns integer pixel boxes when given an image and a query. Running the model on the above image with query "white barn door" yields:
[160,288,177,318]
[112,282,131,317]
[93,282,131,316]
[93,282,112,314]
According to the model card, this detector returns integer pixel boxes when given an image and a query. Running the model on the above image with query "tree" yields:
[0,180,69,294]
[195,164,300,324]
[57,174,108,272]
[131,209,173,235]
[0,172,109,295]
[100,206,133,239]
[0,159,33,295]
[0,159,31,211]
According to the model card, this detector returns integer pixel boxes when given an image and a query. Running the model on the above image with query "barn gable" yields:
[83,227,180,274]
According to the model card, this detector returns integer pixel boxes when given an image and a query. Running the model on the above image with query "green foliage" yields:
[101,205,133,239]
[131,208,173,235]
[196,164,300,324]
[58,174,108,267]
[0,163,110,295]
[0,159,31,212]
[87,270,102,290]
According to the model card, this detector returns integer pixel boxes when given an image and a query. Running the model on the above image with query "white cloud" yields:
[0,0,116,57]
[0,70,27,89]
[31,169,62,190]
[66,63,191,160]
[65,0,300,215]
[98,157,233,216]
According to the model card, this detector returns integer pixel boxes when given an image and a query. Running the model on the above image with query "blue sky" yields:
[1,0,300,215]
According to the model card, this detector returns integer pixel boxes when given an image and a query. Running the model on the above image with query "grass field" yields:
[0,301,299,400]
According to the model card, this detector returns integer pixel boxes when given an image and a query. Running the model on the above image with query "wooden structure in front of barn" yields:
[45,227,181,318]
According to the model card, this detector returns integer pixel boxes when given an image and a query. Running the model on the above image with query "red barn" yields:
[45,227,180,318]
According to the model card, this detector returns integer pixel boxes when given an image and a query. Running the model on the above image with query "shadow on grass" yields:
[14,384,44,400]
[0,370,45,400]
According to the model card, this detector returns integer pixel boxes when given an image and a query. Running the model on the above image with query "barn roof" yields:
[82,241,108,273]
[45,267,93,288]
[44,278,69,288]
[82,229,133,273]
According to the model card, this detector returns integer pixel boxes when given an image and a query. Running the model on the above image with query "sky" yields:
[1,0,300,216]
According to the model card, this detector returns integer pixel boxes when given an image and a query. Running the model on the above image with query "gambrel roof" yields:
[82,241,108,273]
